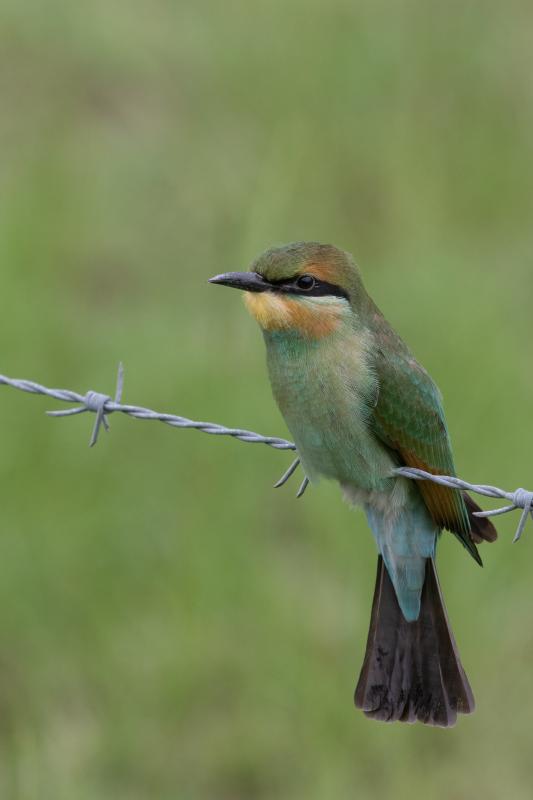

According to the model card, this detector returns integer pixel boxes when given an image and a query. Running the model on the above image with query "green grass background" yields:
[0,1,532,797]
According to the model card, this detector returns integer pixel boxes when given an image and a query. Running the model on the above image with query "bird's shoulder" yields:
[365,308,447,441]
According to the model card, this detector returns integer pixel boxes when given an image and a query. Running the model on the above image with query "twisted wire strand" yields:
[394,467,533,543]
[0,365,531,539]
[0,365,296,451]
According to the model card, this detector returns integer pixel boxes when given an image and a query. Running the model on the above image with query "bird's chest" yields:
[265,332,390,489]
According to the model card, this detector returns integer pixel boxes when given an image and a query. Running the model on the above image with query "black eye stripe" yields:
[255,272,349,300]
[295,280,349,300]
[268,278,348,300]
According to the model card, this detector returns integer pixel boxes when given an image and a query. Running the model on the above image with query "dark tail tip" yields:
[355,557,475,727]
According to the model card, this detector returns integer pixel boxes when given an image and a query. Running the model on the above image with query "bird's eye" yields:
[296,274,316,291]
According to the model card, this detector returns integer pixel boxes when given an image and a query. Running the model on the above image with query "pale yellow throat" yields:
[244,291,345,339]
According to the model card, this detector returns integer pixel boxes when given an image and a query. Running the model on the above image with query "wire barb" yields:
[274,457,301,488]
[46,363,125,446]
[394,467,533,543]
[296,476,310,498]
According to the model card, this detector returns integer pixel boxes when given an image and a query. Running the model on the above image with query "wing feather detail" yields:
[368,319,481,564]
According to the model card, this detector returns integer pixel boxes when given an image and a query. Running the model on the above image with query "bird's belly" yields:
[287,408,394,492]
[266,338,394,492]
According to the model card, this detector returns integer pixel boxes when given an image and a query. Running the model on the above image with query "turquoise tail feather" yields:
[365,492,438,622]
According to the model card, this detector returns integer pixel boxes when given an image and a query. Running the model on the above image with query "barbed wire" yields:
[395,467,533,543]
[0,364,531,541]
[0,364,296,451]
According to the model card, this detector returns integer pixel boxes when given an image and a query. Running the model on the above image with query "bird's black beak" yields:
[208,271,270,293]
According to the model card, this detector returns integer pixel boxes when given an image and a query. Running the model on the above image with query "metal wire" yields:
[0,364,296,451]
[0,364,531,539]
[394,467,533,543]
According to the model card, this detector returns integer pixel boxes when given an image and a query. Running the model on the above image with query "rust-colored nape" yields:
[299,261,341,286]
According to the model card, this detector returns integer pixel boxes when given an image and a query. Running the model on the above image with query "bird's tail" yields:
[355,556,474,727]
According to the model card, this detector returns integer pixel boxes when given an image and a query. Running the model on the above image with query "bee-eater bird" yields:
[209,242,497,727]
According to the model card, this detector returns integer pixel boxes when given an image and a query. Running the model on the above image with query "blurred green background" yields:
[0,1,532,798]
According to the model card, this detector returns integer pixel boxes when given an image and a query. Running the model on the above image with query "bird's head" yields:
[209,242,365,339]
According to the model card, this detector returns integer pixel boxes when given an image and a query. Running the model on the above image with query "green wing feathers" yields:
[369,323,496,562]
